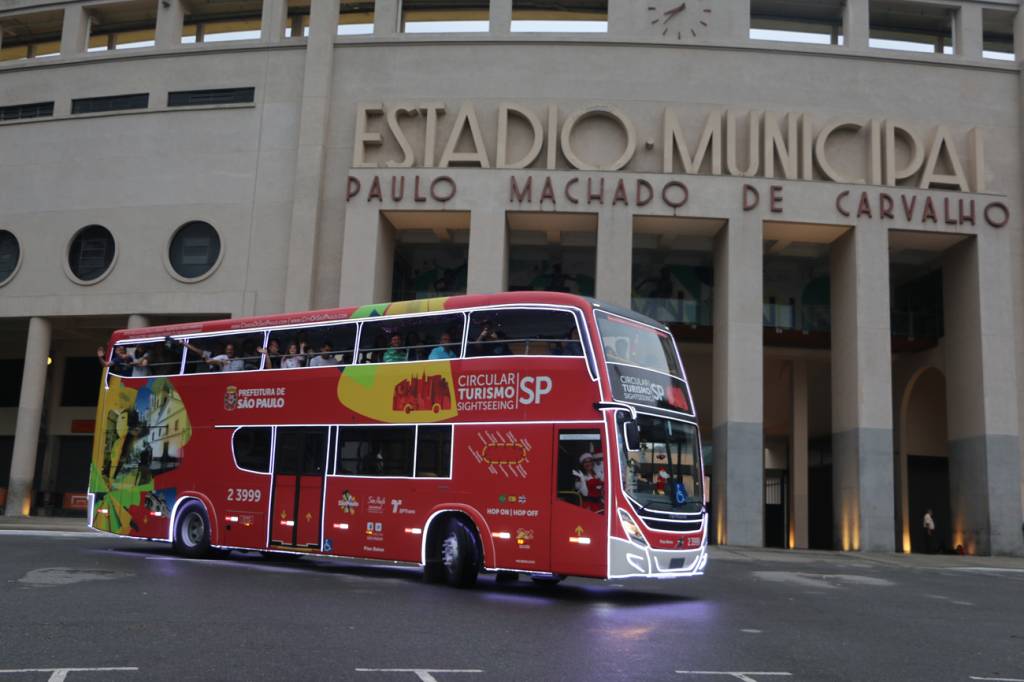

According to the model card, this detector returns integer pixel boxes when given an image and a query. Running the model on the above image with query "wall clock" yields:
[648,1,713,41]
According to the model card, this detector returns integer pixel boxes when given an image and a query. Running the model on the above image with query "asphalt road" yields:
[1,530,1023,682]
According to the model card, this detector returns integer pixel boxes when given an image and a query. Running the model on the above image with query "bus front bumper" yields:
[608,537,708,578]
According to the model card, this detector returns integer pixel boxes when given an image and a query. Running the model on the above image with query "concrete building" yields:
[1,0,1022,555]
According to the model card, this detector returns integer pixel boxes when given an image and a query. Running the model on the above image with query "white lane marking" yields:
[740,629,762,634]
[753,571,894,588]
[969,677,1024,681]
[0,667,137,681]
[677,673,792,682]
[925,594,974,607]
[947,567,1024,574]
[355,669,483,682]
[0,531,98,539]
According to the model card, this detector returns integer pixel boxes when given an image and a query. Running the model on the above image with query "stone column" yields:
[5,317,52,517]
[955,4,983,59]
[155,0,185,48]
[262,0,289,42]
[284,0,339,312]
[830,225,895,552]
[338,208,394,306]
[374,0,399,35]
[711,215,763,547]
[490,0,511,35]
[943,237,1023,556]
[843,0,869,51]
[595,208,632,308]
[466,210,508,294]
[790,358,809,549]
[60,5,91,56]
[126,314,149,329]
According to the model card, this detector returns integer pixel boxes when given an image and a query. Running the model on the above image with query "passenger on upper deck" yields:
[428,332,457,360]
[382,334,408,363]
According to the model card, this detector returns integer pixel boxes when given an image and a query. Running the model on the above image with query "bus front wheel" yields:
[439,517,481,588]
[173,500,212,559]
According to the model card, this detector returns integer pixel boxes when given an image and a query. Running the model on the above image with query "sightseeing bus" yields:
[88,292,707,586]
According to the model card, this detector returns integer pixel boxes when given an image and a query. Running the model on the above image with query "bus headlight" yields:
[618,509,648,548]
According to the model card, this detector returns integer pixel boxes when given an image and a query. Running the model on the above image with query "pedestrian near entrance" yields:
[923,508,936,553]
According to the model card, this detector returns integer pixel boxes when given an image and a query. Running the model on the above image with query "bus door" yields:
[269,426,330,550]
[550,428,607,578]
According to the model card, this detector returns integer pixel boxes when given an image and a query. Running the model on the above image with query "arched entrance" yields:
[897,367,950,553]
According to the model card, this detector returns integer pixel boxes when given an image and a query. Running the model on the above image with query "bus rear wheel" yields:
[439,517,481,588]
[173,500,212,559]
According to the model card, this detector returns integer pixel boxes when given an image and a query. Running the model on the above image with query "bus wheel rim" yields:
[184,512,204,547]
[441,532,459,569]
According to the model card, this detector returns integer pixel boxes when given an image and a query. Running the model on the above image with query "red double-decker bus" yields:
[89,292,707,586]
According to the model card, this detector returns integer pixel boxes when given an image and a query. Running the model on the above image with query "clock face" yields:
[647,1,713,41]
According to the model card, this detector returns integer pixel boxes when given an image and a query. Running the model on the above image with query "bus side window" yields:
[336,426,415,476]
[415,425,452,478]
[233,427,272,473]
[276,427,329,475]
[110,340,184,377]
[467,309,582,357]
[556,430,604,513]
[360,313,464,364]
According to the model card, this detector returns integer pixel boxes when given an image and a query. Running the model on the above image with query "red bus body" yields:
[88,292,708,581]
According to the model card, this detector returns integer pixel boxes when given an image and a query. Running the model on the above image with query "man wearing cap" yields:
[574,452,605,512]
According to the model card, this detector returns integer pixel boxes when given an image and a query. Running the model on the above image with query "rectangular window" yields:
[983,8,1015,61]
[71,94,149,115]
[111,340,184,378]
[0,360,24,407]
[267,322,357,369]
[61,357,103,406]
[0,9,63,62]
[401,0,489,33]
[182,333,264,374]
[233,427,272,473]
[869,0,954,54]
[416,425,452,477]
[467,308,581,357]
[86,0,158,52]
[168,87,255,107]
[750,0,843,46]
[275,427,329,476]
[511,0,607,33]
[336,426,415,477]
[556,429,603,511]
[360,313,465,364]
[0,102,54,122]
[340,0,375,35]
[183,0,263,44]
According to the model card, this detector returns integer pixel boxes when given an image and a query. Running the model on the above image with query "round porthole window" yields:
[67,225,116,283]
[0,230,21,286]
[168,221,222,281]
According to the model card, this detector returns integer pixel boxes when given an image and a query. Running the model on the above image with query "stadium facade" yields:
[1,0,1022,555]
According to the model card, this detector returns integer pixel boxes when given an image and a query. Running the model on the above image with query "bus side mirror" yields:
[623,420,641,452]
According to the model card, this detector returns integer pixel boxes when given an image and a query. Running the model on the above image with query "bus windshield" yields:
[596,311,682,379]
[620,415,703,513]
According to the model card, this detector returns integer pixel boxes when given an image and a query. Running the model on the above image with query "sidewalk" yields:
[710,543,1024,570]
[0,515,91,532]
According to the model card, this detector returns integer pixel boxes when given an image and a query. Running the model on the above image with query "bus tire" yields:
[173,500,212,559]
[440,516,481,588]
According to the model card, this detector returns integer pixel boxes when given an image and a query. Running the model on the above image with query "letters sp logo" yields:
[650,383,666,401]
[519,375,552,405]
[224,386,238,411]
